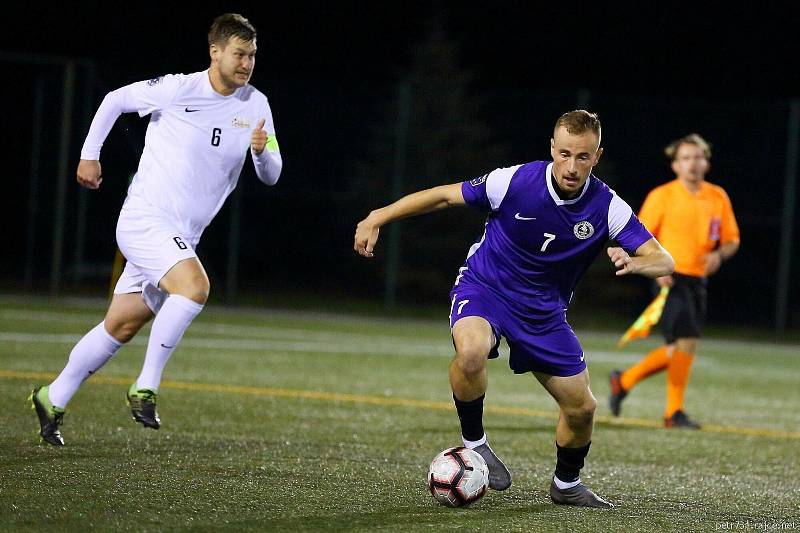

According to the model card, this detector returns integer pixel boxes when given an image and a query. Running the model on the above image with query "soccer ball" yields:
[428,446,489,507]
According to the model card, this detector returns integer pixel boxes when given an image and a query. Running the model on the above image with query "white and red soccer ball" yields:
[428,446,489,507]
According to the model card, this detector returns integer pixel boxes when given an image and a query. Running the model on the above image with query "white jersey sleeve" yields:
[251,99,282,185]
[80,74,183,160]
[607,190,634,239]
[486,165,521,210]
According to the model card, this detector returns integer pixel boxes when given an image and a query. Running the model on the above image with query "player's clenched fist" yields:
[77,159,103,189]
[607,246,636,276]
[354,214,381,258]
[251,118,268,154]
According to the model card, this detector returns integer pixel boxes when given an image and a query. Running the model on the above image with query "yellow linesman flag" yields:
[617,287,670,348]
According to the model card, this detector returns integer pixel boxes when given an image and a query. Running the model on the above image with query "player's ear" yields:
[550,138,556,158]
[670,159,680,175]
[593,147,604,166]
[209,43,220,62]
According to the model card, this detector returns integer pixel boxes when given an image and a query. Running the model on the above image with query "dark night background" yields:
[2,2,799,333]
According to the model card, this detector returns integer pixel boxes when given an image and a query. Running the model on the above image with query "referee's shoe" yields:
[608,369,628,417]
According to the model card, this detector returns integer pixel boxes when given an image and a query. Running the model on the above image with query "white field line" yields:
[2,308,798,357]
[0,331,454,357]
[0,331,775,375]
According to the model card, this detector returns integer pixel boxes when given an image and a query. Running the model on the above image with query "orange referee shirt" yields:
[639,179,740,277]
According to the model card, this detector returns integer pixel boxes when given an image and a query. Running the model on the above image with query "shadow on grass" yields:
[227,503,557,531]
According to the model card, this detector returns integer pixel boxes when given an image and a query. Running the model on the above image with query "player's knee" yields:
[105,318,142,343]
[188,278,210,304]
[675,338,696,354]
[563,398,597,427]
[454,352,486,378]
[175,276,210,304]
[454,341,489,376]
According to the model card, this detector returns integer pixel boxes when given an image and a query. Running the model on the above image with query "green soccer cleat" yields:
[550,480,614,508]
[126,383,161,429]
[473,443,512,491]
[29,386,66,446]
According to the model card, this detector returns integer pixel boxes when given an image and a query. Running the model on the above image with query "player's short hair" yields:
[554,110,602,143]
[664,133,712,160]
[208,13,257,47]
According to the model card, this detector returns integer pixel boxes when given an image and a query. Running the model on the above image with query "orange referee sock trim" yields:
[665,349,695,418]
[620,345,670,391]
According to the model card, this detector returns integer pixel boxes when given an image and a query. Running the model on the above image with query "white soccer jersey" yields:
[81,70,282,238]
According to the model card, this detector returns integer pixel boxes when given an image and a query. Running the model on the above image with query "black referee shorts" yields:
[659,274,707,344]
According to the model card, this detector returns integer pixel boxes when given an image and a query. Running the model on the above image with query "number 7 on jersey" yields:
[541,233,556,252]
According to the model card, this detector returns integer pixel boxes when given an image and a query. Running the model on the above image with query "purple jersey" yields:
[459,161,652,318]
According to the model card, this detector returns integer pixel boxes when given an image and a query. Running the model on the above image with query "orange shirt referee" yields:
[609,133,740,429]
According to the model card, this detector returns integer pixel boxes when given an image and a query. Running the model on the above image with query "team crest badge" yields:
[470,175,487,186]
[232,117,251,128]
[573,221,594,239]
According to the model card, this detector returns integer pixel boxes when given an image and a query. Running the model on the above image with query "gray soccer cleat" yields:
[473,443,512,490]
[549,480,613,508]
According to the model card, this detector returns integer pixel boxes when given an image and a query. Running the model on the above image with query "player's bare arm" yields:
[354,183,465,258]
[607,238,674,278]
[251,118,268,154]
[705,240,739,276]
[76,159,103,189]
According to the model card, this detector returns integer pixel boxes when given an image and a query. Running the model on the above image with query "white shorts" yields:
[113,207,199,298]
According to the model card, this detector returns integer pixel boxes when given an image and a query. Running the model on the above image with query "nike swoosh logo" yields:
[514,213,536,220]
[184,107,200,113]
[160,343,175,349]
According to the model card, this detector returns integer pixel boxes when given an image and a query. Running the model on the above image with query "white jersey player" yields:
[30,13,280,446]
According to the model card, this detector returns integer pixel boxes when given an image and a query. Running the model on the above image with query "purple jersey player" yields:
[354,110,674,509]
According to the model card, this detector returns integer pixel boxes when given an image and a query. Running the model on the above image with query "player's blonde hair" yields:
[665,133,712,160]
[554,110,602,144]
[208,13,257,47]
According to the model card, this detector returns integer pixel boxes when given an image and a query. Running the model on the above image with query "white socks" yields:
[135,294,203,391]
[462,433,487,449]
[553,475,581,489]
[48,321,122,408]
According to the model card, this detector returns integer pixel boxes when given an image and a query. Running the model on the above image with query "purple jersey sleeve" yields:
[615,213,653,253]
[461,166,521,212]
[461,174,492,212]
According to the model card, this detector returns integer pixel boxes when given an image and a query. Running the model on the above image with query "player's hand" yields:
[705,250,722,276]
[77,159,103,189]
[656,275,674,288]
[607,246,636,276]
[354,213,381,258]
[251,118,268,154]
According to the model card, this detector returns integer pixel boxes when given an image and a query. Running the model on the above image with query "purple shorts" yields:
[448,281,586,377]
